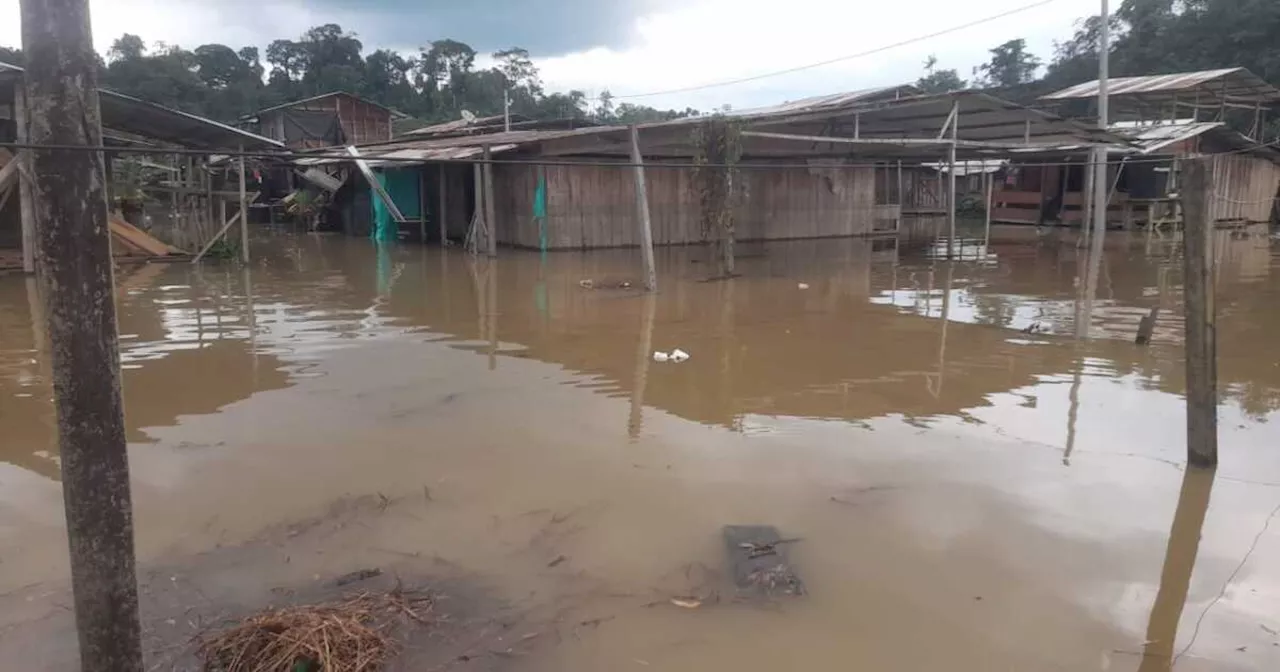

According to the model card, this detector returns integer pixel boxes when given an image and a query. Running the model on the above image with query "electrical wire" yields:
[610,0,1061,100]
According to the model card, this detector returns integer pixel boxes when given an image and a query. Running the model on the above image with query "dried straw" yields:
[197,590,432,672]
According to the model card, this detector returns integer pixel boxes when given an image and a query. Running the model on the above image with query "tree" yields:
[107,33,145,62]
[493,47,540,94]
[419,39,477,114]
[976,39,1042,87]
[916,55,966,93]
[0,45,23,64]
[596,89,616,123]
[3,24,701,126]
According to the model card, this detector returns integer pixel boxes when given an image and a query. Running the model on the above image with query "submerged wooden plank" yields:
[722,524,805,597]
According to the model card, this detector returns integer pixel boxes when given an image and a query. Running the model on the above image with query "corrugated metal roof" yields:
[405,114,524,137]
[729,84,921,117]
[1112,121,1224,153]
[250,91,410,119]
[1,60,284,151]
[287,90,1122,164]
[1040,68,1280,103]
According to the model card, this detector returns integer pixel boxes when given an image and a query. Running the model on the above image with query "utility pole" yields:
[1090,0,1111,239]
[19,0,144,669]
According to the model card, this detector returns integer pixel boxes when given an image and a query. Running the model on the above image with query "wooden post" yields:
[482,145,497,257]
[14,85,36,274]
[237,145,249,263]
[1181,160,1217,468]
[1136,307,1160,345]
[1079,157,1095,247]
[946,141,957,258]
[418,165,427,243]
[983,170,993,247]
[204,157,213,238]
[438,164,448,245]
[19,0,144,667]
[629,125,657,292]
[472,162,485,253]
[895,159,904,230]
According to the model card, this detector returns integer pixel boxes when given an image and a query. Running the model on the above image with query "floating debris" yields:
[197,589,432,672]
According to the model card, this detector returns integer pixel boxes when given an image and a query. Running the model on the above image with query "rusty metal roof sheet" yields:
[1040,68,1280,104]
[1112,121,1225,153]
[729,84,921,117]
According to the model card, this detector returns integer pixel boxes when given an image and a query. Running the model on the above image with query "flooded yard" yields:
[2,223,1279,671]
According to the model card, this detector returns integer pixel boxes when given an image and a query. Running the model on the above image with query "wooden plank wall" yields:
[1208,154,1280,224]
[492,160,879,250]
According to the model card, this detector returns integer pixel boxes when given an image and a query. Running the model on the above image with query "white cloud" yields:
[1,0,1093,110]
[539,0,1091,110]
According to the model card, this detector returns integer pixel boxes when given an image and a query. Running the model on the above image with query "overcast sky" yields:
[0,0,1095,111]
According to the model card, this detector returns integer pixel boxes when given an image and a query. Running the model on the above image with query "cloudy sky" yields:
[0,0,1095,111]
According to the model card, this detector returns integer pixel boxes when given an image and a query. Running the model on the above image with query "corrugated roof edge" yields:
[250,91,412,120]
[1040,67,1280,103]
[2,59,285,150]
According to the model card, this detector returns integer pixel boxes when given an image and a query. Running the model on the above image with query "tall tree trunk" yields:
[19,0,144,669]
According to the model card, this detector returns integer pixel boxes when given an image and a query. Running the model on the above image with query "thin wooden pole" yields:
[14,85,36,274]
[438,164,448,245]
[19,0,144,666]
[629,125,657,292]
[238,145,249,263]
[193,210,243,264]
[472,162,484,253]
[895,159,904,230]
[418,165,427,243]
[482,145,497,257]
[204,158,213,238]
[1181,160,1217,468]
[946,142,957,258]
[983,170,993,247]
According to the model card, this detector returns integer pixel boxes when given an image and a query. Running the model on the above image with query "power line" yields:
[611,0,1061,100]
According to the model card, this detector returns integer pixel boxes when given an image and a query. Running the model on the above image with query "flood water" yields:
[2,222,1279,671]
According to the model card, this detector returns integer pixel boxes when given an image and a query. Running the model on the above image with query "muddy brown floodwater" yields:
[2,222,1280,671]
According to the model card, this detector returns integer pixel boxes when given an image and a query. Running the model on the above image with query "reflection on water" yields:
[2,222,1280,670]
[1139,466,1216,672]
[6,225,1280,478]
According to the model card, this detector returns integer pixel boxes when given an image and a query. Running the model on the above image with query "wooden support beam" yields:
[14,86,36,274]
[629,125,658,292]
[238,145,249,263]
[192,210,244,264]
[936,101,959,141]
[418,164,427,243]
[472,162,485,252]
[1136,307,1160,345]
[20,0,144,666]
[346,145,408,223]
[0,149,21,192]
[983,170,993,246]
[438,164,448,245]
[1181,160,1217,468]
[895,160,904,229]
[946,145,957,258]
[482,146,498,257]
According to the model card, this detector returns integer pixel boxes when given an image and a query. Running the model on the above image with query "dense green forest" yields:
[917,0,1280,101]
[0,25,696,128]
[2,0,1278,129]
